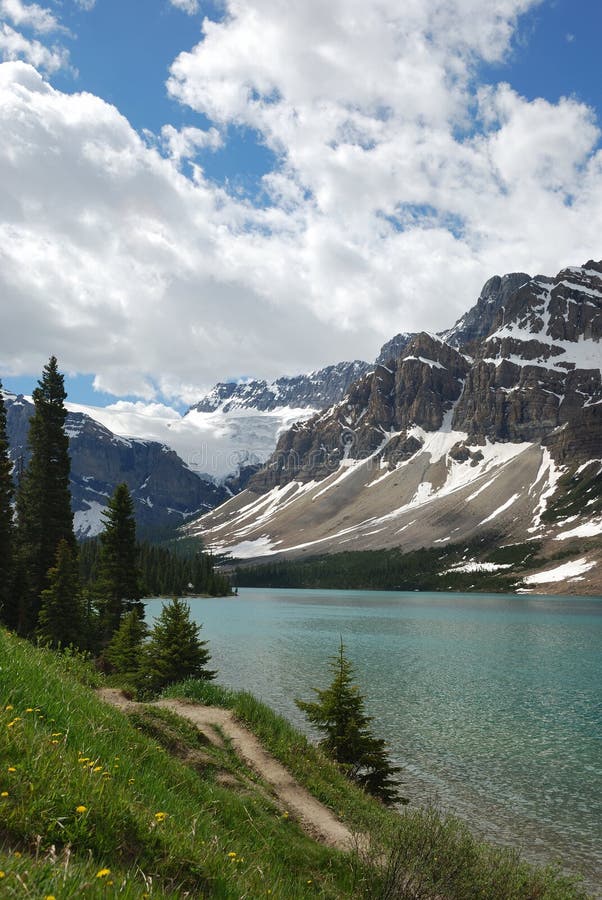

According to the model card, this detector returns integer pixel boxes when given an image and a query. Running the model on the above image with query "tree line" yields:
[235,541,524,593]
[80,538,230,599]
[0,358,226,684]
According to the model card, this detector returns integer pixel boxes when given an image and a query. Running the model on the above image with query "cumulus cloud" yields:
[0,0,62,33]
[168,0,199,14]
[1,0,602,405]
[160,123,222,165]
[0,22,68,70]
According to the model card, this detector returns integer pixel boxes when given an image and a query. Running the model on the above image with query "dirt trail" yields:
[97,689,357,851]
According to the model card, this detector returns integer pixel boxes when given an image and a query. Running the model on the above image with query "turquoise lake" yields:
[145,588,602,890]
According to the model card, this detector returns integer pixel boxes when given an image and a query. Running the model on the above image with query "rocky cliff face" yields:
[452,263,602,448]
[375,272,531,367]
[250,334,471,491]
[4,395,227,538]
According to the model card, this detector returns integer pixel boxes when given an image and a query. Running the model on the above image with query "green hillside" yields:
[0,629,590,899]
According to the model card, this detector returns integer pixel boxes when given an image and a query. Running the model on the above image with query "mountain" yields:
[4,393,228,539]
[376,271,531,365]
[190,361,371,414]
[185,260,602,594]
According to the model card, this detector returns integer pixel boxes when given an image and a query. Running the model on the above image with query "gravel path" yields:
[98,688,356,851]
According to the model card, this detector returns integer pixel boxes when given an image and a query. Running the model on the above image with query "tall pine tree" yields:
[296,639,403,804]
[15,357,75,636]
[0,382,15,629]
[95,482,142,640]
[37,539,84,648]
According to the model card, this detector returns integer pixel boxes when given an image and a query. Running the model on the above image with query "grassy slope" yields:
[0,630,591,899]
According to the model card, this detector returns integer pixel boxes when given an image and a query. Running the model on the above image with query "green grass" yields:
[0,630,592,899]
[0,630,370,898]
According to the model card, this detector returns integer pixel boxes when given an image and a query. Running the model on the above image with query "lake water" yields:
[145,588,602,891]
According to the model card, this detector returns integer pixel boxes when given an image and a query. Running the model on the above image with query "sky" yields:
[0,0,602,413]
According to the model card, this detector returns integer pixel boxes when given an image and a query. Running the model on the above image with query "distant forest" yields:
[80,537,231,598]
[235,539,544,593]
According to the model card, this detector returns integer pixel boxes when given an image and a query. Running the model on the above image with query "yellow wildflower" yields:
[4,705,13,711]
[154,811,167,822]
[0,871,5,878]
[8,767,16,773]
[45,895,56,900]
[96,868,111,878]
[93,766,102,773]
[25,708,34,713]
[227,851,237,858]
[76,805,87,814]
[1,792,8,798]
[13,851,21,858]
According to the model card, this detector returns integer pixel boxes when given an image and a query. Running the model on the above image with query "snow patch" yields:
[73,501,106,538]
[523,558,596,584]
[555,518,602,541]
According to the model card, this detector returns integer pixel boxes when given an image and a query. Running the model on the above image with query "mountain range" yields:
[184,260,602,595]
[4,258,601,595]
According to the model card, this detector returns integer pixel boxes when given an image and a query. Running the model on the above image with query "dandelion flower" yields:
[96,868,111,878]
[25,708,34,713]
[227,851,237,858]
[45,895,56,899]
[76,805,87,814]
[154,811,167,822]
[4,705,13,711]
[1,792,8,798]
[93,766,102,773]
[13,852,21,858]
[8,767,16,773]
[0,871,5,878]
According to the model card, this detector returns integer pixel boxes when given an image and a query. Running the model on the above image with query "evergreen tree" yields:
[296,639,403,804]
[95,482,141,640]
[15,357,75,635]
[141,597,215,694]
[105,608,148,681]
[0,383,14,628]
[37,539,83,648]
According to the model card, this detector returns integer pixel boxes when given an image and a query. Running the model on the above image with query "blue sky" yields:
[0,0,601,410]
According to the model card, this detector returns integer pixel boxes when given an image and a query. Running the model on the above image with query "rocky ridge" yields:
[190,361,371,414]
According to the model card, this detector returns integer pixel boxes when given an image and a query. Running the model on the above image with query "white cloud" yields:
[168,0,199,14]
[0,22,68,70]
[0,0,62,34]
[1,0,602,406]
[160,123,222,165]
